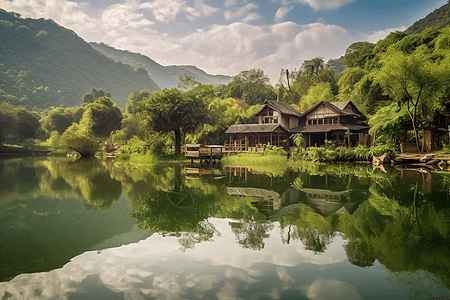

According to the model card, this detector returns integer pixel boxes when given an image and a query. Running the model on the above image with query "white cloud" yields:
[141,0,185,22]
[224,0,237,7]
[296,0,354,10]
[139,0,218,23]
[102,2,154,29]
[363,25,407,43]
[242,12,261,22]
[224,2,258,20]
[275,6,293,22]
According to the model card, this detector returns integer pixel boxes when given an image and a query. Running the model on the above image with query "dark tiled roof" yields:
[329,101,350,111]
[300,101,358,118]
[225,123,289,134]
[290,123,369,133]
[251,100,302,117]
[266,100,302,116]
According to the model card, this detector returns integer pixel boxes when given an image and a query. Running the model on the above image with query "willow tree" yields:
[136,88,208,155]
[374,49,445,152]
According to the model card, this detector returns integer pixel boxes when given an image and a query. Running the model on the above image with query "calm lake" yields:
[1,156,450,300]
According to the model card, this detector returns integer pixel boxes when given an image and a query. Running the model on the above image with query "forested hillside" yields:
[0,9,160,110]
[405,2,450,34]
[90,42,232,89]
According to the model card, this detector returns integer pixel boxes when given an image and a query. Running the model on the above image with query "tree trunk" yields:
[174,128,182,156]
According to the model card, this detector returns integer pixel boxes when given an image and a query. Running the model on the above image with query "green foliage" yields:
[125,89,150,114]
[81,88,111,106]
[299,82,335,112]
[263,144,287,156]
[374,48,445,150]
[40,106,84,135]
[136,88,208,154]
[226,69,276,105]
[186,97,246,144]
[343,41,375,68]
[82,96,123,138]
[59,123,102,158]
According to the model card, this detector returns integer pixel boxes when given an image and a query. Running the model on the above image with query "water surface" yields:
[0,157,449,299]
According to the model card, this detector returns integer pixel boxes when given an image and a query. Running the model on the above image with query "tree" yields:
[368,102,409,143]
[177,73,199,92]
[343,42,375,68]
[125,89,150,114]
[226,69,276,105]
[81,87,111,106]
[136,88,208,155]
[14,107,40,141]
[0,102,17,144]
[59,123,102,158]
[374,49,445,152]
[82,97,123,138]
[299,82,335,112]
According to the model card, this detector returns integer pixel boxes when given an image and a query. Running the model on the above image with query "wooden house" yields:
[290,101,369,147]
[224,100,301,151]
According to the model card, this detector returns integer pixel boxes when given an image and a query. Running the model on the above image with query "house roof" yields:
[300,100,364,119]
[225,123,289,134]
[290,123,369,134]
[251,100,302,118]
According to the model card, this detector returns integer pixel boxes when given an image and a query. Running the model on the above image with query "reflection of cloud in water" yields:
[0,219,350,299]
[303,278,361,300]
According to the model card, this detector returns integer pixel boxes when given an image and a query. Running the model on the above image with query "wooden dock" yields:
[184,144,224,164]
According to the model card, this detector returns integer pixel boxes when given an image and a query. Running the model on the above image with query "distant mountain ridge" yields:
[0,9,160,110]
[90,42,232,89]
[405,2,450,35]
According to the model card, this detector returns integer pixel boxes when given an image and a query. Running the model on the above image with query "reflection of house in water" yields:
[224,167,365,217]
[227,187,284,211]
[300,188,358,217]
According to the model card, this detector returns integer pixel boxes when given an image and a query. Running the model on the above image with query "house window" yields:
[324,119,328,125]
[318,119,323,125]
[308,120,312,125]
[313,120,317,125]
[334,118,338,124]
[263,116,278,123]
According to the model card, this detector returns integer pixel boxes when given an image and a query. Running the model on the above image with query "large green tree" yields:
[374,49,446,151]
[226,69,276,105]
[83,96,123,138]
[136,88,208,155]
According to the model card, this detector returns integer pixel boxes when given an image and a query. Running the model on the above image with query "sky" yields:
[0,0,447,83]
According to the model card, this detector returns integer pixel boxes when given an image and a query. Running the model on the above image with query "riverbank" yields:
[0,145,52,156]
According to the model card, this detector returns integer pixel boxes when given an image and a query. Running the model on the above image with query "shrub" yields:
[334,146,354,161]
[264,145,288,156]
[306,147,335,162]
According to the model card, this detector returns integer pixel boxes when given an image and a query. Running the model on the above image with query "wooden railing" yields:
[224,142,264,152]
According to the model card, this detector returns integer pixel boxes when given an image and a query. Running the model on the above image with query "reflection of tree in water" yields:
[129,164,222,250]
[344,240,375,267]
[229,216,274,251]
[0,158,41,199]
[37,158,122,210]
[340,172,450,293]
[178,219,221,252]
[298,227,335,254]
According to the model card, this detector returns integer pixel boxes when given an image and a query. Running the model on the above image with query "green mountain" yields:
[0,9,160,110]
[90,42,232,89]
[405,2,450,35]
